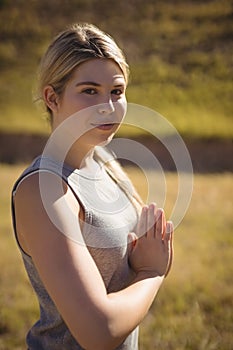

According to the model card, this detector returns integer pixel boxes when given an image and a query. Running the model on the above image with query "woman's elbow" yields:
[81,337,123,350]
[71,318,125,350]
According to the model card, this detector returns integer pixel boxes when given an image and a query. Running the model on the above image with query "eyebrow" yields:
[75,81,126,87]
[75,81,100,87]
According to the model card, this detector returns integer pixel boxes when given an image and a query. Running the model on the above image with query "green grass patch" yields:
[0,164,232,349]
[125,59,233,139]
[1,66,232,139]
[0,0,232,139]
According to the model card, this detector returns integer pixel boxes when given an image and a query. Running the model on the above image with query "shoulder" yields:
[14,170,80,227]
[14,170,82,255]
[15,170,68,200]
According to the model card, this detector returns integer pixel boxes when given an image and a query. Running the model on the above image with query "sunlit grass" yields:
[0,0,232,139]
[0,106,49,135]
[125,61,233,139]
[2,70,232,138]
[0,163,232,349]
[0,164,38,349]
[128,169,233,350]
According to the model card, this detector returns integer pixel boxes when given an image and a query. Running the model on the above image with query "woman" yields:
[12,23,174,350]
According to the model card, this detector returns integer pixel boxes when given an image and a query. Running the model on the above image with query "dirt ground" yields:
[0,131,232,173]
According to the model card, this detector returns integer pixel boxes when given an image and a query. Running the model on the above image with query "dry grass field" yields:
[0,164,232,349]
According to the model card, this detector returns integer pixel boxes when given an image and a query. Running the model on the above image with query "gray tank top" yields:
[11,149,139,349]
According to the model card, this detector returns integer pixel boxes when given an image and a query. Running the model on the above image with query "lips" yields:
[91,123,117,130]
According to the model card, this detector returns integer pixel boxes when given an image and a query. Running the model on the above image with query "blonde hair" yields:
[37,23,129,119]
[37,23,142,212]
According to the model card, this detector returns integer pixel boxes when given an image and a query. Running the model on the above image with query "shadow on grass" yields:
[0,131,232,173]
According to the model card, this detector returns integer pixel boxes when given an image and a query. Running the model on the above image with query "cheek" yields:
[76,95,101,112]
[115,98,127,123]
[60,98,90,118]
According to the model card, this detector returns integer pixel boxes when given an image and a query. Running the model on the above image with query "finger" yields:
[165,221,174,277]
[147,203,157,238]
[127,232,138,254]
[136,205,148,238]
[155,208,165,239]
[164,220,173,245]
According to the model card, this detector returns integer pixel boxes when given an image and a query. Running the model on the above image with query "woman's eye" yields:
[111,89,123,96]
[82,88,97,95]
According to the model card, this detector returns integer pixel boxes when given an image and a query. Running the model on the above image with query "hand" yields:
[128,203,174,277]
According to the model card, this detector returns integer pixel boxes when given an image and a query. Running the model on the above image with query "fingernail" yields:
[166,221,173,234]
[149,202,156,209]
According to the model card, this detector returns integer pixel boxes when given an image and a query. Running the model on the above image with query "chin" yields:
[95,133,115,147]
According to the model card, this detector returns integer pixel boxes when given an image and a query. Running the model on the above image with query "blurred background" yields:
[0,1,232,349]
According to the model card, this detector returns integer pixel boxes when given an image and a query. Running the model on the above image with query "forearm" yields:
[106,271,164,340]
[68,271,164,350]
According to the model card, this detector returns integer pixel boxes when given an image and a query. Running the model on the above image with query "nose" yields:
[98,99,115,115]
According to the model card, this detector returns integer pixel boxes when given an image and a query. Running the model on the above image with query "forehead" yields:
[71,58,126,84]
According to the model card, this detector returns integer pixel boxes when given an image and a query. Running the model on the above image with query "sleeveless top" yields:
[11,149,139,350]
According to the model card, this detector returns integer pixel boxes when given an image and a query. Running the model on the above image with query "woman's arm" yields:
[14,172,173,350]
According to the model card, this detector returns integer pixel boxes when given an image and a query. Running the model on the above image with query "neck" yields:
[65,144,95,170]
[44,135,96,170]
[48,121,96,169]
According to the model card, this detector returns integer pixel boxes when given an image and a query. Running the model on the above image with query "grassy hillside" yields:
[0,0,232,137]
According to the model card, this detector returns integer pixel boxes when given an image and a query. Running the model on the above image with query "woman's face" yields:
[50,58,127,148]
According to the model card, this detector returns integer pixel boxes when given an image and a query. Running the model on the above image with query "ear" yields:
[43,85,59,113]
